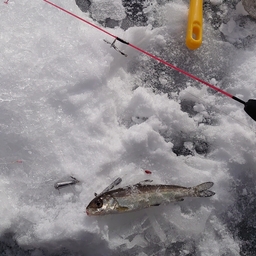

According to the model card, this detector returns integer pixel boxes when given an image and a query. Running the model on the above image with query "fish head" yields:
[86,194,119,216]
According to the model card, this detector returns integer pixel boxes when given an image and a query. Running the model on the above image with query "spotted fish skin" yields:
[86,182,215,216]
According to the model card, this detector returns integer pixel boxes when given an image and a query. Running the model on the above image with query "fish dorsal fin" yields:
[96,177,122,197]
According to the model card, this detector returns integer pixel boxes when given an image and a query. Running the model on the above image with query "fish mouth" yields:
[85,207,92,216]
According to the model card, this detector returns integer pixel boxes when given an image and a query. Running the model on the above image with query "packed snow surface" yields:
[1,0,256,255]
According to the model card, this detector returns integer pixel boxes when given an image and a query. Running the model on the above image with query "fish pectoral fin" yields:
[117,206,129,212]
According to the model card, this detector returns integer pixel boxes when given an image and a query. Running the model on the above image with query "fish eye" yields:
[95,198,103,208]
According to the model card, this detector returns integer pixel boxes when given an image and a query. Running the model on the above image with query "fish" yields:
[86,181,215,216]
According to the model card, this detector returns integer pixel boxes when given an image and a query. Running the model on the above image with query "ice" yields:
[1,0,256,255]
[220,2,256,45]
[210,0,223,5]
[198,216,240,256]
[90,0,126,22]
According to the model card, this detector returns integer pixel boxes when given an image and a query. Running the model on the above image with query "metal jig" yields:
[54,176,79,190]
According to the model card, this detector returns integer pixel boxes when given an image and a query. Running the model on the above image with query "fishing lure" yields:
[54,176,79,190]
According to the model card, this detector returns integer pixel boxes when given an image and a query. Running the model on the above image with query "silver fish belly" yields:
[86,182,215,216]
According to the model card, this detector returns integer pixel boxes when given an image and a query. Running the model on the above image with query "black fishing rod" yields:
[44,0,256,122]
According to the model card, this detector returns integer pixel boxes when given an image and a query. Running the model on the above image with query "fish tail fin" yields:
[193,182,215,197]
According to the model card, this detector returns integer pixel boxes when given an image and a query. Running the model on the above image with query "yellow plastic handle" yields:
[186,0,203,50]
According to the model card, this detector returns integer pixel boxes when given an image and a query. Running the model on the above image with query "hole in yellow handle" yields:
[186,21,202,50]
[192,24,201,41]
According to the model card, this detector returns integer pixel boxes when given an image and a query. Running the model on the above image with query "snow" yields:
[1,0,256,255]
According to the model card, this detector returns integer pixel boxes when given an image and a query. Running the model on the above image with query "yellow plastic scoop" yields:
[186,0,203,50]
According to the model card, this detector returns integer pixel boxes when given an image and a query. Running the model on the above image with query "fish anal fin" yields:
[150,203,161,207]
